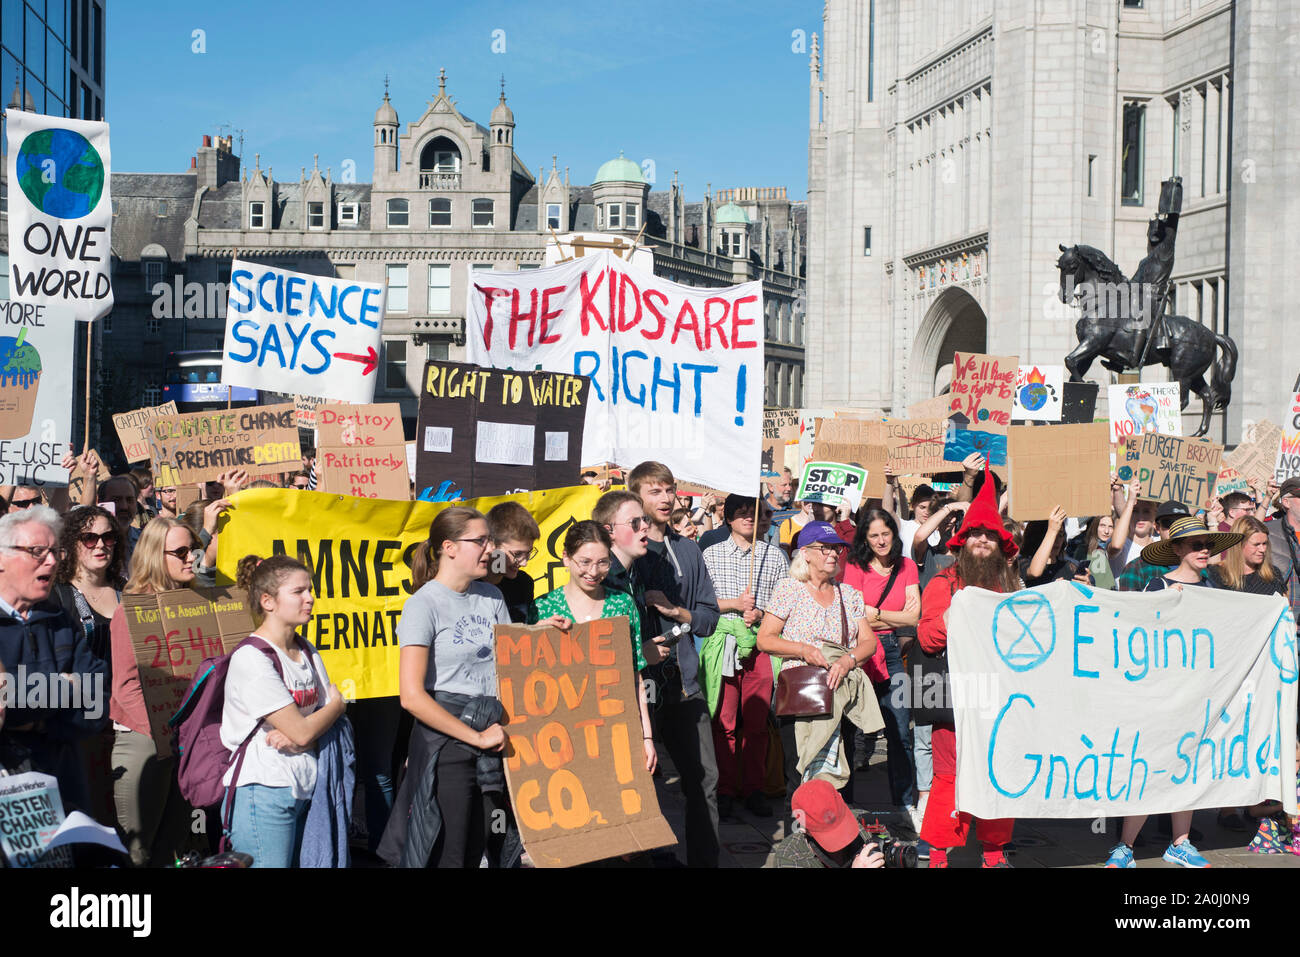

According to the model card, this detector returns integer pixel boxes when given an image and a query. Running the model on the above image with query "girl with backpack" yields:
[220,555,345,868]
[108,517,206,867]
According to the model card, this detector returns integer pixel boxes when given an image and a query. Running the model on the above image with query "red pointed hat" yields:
[946,466,1018,557]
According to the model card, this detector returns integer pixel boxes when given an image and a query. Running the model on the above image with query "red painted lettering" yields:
[479,285,509,350]
[703,297,730,349]
[642,288,669,340]
[617,273,643,332]
[509,287,539,349]
[730,294,759,348]
[670,300,705,350]
[538,285,565,344]
[579,269,608,335]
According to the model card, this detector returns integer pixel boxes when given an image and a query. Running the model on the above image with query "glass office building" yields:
[1,0,104,120]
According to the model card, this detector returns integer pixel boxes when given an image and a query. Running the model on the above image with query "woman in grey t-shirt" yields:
[383,506,566,867]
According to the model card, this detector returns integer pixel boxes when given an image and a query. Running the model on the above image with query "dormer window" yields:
[546,203,561,230]
[726,231,743,257]
[607,204,622,229]
[624,204,638,230]
[249,201,266,229]
[308,202,325,229]
[338,202,358,225]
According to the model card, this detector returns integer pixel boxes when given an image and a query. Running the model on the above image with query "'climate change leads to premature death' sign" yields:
[466,250,763,493]
[221,260,386,404]
[147,404,300,486]
[949,581,1298,820]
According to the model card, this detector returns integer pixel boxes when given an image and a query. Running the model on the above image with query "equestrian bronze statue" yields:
[1056,177,1236,437]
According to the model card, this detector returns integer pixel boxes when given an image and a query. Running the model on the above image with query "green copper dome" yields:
[715,201,748,224]
[594,153,646,185]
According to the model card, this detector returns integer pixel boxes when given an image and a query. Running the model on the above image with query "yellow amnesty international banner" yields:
[215,484,603,699]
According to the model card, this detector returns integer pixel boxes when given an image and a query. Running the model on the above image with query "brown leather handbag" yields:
[774,585,849,718]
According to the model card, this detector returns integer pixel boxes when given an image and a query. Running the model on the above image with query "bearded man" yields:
[915,468,1019,868]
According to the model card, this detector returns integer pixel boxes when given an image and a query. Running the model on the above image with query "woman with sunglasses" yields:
[53,507,126,673]
[107,516,205,867]
[757,521,877,797]
[530,521,657,775]
[1103,515,1243,869]
[379,506,517,868]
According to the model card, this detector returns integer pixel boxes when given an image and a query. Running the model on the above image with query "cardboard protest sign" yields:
[315,403,409,500]
[112,400,177,464]
[798,461,866,509]
[1059,381,1100,425]
[943,416,1007,467]
[896,474,929,504]
[121,587,253,757]
[147,403,300,487]
[907,394,956,421]
[416,359,589,501]
[216,484,604,698]
[811,417,886,497]
[1213,467,1249,500]
[222,260,386,404]
[1011,365,1063,422]
[496,619,677,866]
[466,250,762,493]
[5,110,114,322]
[1224,418,1281,489]
[762,408,800,477]
[1119,432,1223,509]
[798,408,883,478]
[294,394,326,429]
[949,352,1016,433]
[949,582,1298,819]
[1007,423,1111,520]
[1276,396,1300,483]
[1108,382,1180,444]
[0,300,75,488]
[885,419,949,475]
[0,772,74,868]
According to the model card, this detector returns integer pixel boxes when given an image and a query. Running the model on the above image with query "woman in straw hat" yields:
[1138,516,1242,593]
[1103,515,1242,869]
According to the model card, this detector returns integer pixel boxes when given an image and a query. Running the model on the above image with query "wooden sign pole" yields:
[83,323,93,454]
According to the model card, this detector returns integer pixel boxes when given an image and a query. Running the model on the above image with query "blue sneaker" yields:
[1103,843,1136,868]
[1163,840,1211,868]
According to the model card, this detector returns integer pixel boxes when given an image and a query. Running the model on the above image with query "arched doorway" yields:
[910,286,988,401]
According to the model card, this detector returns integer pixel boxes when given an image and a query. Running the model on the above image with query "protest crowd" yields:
[2,418,1297,869]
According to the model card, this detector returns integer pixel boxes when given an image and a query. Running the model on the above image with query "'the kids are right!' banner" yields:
[949,581,1298,820]
[465,250,763,493]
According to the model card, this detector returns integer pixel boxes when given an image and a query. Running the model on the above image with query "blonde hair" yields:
[124,517,199,595]
[787,548,811,582]
[1216,516,1276,590]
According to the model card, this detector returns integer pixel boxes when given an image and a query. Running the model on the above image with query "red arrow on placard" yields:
[332,346,378,375]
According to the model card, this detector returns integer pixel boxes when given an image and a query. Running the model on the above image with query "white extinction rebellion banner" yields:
[948,580,1298,819]
[5,109,113,322]
[465,250,763,493]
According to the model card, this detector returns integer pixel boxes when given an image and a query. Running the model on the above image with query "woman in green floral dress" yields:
[529,520,657,773]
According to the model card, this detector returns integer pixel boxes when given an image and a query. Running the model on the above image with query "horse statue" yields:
[1055,242,1237,437]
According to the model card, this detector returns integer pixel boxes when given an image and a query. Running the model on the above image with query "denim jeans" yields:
[914,723,934,792]
[872,634,917,808]
[228,784,309,868]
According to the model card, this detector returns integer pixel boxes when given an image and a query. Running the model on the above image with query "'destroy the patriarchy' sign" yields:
[948,581,1298,820]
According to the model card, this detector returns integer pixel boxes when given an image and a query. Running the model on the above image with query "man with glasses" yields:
[1115,500,1195,591]
[483,502,541,624]
[155,485,180,519]
[97,475,143,565]
[0,505,108,803]
[6,486,45,513]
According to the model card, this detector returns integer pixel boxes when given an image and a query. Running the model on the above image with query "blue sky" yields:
[106,0,819,200]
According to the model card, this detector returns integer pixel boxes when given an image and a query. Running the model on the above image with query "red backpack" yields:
[169,635,312,849]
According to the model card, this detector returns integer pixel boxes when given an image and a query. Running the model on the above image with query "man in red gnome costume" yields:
[916,466,1019,868]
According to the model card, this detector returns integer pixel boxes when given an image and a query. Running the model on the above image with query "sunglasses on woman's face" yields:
[1183,539,1213,552]
[164,546,196,562]
[78,531,118,549]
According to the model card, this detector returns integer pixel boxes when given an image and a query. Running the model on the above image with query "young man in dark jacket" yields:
[0,506,109,812]
[627,461,723,867]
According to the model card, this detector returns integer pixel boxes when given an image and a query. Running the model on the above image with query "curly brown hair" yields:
[55,505,127,588]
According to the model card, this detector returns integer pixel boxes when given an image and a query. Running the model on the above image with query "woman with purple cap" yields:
[757,521,878,797]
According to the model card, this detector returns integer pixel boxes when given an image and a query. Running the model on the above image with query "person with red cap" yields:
[773,779,885,868]
[916,467,1020,868]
